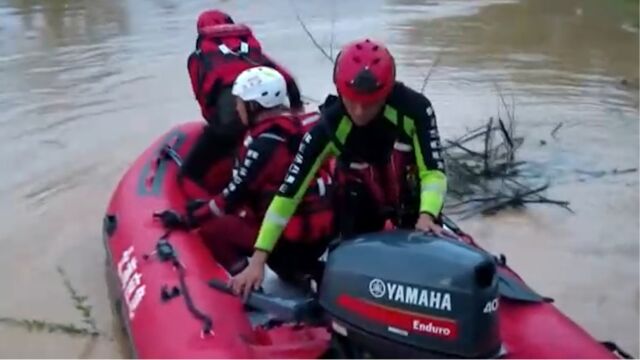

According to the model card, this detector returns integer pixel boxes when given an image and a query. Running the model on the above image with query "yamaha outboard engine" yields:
[319,230,502,358]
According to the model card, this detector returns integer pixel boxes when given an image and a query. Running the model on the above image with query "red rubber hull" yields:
[493,265,615,358]
[103,122,616,359]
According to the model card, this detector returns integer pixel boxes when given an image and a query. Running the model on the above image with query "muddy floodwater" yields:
[0,0,638,357]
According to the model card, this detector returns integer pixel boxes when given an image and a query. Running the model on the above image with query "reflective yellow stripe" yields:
[412,127,428,177]
[263,211,290,226]
[254,137,337,252]
[254,196,298,252]
[384,105,398,125]
[420,190,444,217]
[403,113,446,216]
[403,118,415,138]
[419,170,447,216]
[335,116,352,144]
[254,220,285,252]
[421,182,446,195]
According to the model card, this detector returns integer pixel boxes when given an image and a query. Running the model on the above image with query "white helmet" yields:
[231,66,288,108]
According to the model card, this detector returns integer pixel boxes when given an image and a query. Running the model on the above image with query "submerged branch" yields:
[442,109,570,219]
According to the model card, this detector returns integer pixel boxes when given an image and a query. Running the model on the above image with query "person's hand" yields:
[415,212,458,239]
[153,209,190,230]
[228,250,267,301]
[185,199,214,227]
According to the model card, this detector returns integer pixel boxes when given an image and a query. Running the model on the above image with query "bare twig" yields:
[289,0,333,63]
[576,167,638,178]
[444,140,485,158]
[504,177,572,213]
[483,117,494,175]
[451,124,493,145]
[497,118,514,148]
[613,168,638,174]
[520,199,574,213]
[420,48,445,93]
[492,81,514,125]
[329,0,336,60]
[442,110,570,219]
[551,122,563,139]
[448,196,503,207]
[497,118,516,163]
[458,183,550,220]
[510,92,516,129]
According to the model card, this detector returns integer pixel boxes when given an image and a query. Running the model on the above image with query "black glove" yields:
[185,198,213,227]
[153,210,190,230]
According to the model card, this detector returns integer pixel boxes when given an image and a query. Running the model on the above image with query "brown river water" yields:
[0,0,638,357]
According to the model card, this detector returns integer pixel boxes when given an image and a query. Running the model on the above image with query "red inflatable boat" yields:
[103,121,628,359]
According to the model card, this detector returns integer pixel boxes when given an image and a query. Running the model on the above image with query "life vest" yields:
[318,95,419,226]
[333,140,419,229]
[390,141,421,228]
[239,111,336,244]
[187,24,272,122]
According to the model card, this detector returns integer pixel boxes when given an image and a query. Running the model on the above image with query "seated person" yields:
[181,9,304,194]
[187,66,335,284]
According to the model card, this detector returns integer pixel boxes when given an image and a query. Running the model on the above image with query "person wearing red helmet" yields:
[228,38,452,298]
[180,9,304,194]
[196,9,235,28]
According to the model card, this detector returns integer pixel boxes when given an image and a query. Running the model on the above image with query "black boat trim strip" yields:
[601,341,633,359]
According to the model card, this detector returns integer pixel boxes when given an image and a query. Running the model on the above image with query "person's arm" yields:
[253,122,336,253]
[404,98,447,217]
[187,52,202,101]
[209,134,283,215]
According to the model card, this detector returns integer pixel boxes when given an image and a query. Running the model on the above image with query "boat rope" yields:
[145,231,214,336]
[172,256,214,336]
[149,142,219,336]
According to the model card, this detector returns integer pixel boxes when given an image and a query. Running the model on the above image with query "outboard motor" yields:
[319,230,502,358]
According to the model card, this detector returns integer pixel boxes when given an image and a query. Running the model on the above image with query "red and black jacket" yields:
[209,112,335,243]
[187,24,303,122]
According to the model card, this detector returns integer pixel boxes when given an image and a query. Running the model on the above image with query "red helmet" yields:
[196,10,234,31]
[333,38,396,104]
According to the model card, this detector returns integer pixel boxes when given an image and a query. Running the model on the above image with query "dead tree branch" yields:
[442,106,571,219]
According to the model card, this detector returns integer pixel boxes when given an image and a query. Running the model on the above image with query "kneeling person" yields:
[230,39,453,298]
[188,66,335,285]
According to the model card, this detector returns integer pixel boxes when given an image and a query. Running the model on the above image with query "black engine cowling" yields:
[319,230,502,358]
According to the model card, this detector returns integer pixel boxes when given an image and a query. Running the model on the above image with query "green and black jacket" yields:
[255,82,447,252]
